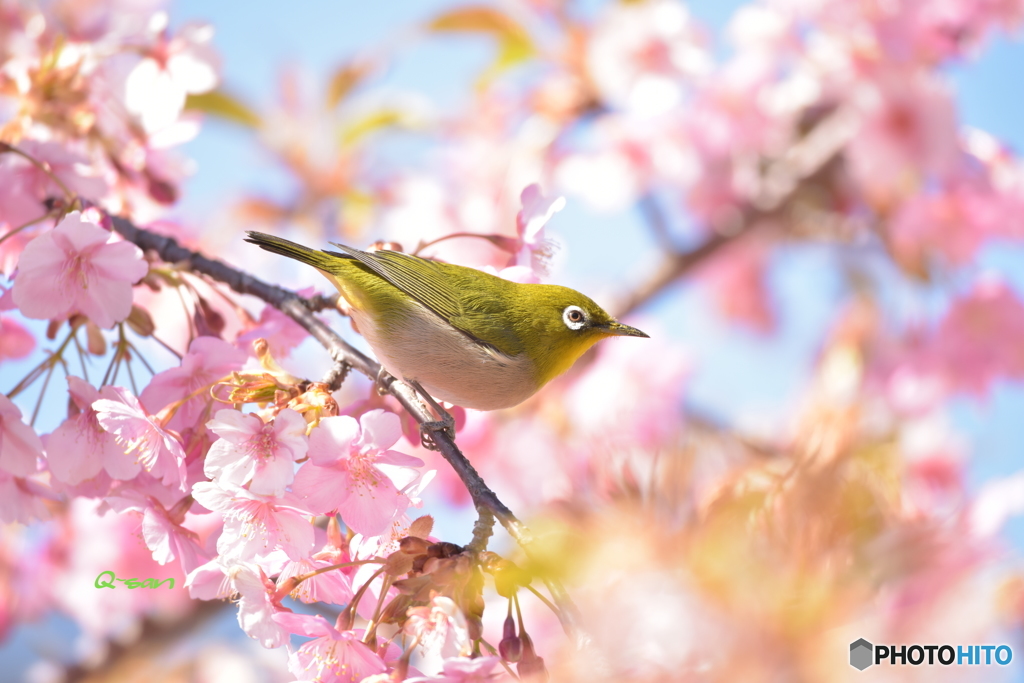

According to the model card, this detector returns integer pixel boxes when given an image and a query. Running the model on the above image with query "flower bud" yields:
[427,541,462,559]
[399,536,431,555]
[499,635,523,662]
[384,551,415,577]
[517,634,549,681]
[407,515,433,538]
[126,305,155,337]
[86,321,106,355]
[499,615,522,662]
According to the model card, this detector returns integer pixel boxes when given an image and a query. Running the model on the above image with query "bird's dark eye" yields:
[563,305,586,330]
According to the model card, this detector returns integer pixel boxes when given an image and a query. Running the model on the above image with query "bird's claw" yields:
[419,413,456,451]
[408,379,456,451]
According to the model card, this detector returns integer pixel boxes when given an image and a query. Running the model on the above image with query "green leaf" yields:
[185,90,261,128]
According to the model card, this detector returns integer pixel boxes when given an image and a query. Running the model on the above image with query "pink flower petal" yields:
[0,316,35,361]
[308,416,359,466]
[0,394,43,477]
[357,409,402,451]
[292,462,350,515]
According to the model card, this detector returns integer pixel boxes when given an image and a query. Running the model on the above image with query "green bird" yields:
[245,232,648,418]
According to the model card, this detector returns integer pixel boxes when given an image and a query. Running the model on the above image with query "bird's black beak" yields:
[601,321,649,338]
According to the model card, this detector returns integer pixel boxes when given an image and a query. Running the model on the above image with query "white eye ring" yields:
[563,305,586,331]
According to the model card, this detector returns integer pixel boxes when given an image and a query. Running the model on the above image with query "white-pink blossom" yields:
[120,19,220,134]
[93,387,188,491]
[191,480,314,561]
[514,183,564,271]
[104,489,212,574]
[276,556,353,605]
[404,595,472,659]
[231,562,290,648]
[187,558,290,647]
[204,408,307,496]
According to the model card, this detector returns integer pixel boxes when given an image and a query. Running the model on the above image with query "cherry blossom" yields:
[921,277,1024,396]
[236,300,310,359]
[45,376,139,485]
[140,336,246,428]
[93,387,188,491]
[191,480,315,561]
[231,561,291,648]
[204,408,307,496]
[276,556,354,605]
[104,491,211,575]
[186,558,291,647]
[698,235,776,333]
[404,595,472,659]
[0,140,108,240]
[272,612,388,683]
[116,16,220,134]
[889,177,1023,272]
[847,70,959,205]
[586,0,709,115]
[12,210,148,329]
[292,410,426,536]
[185,555,237,601]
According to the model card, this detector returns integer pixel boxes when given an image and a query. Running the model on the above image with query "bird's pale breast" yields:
[350,298,540,411]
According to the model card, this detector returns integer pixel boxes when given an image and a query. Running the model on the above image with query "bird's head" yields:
[515,285,648,386]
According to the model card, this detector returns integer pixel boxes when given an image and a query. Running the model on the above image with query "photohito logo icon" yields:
[850,638,873,671]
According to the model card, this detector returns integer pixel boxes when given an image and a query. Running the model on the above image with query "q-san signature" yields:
[94,570,175,589]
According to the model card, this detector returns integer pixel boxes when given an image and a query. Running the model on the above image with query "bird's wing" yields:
[327,244,464,324]
[328,244,526,356]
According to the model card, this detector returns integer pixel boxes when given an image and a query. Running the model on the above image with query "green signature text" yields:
[94,570,175,590]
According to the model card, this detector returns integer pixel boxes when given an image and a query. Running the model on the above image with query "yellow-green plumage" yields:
[245,231,648,410]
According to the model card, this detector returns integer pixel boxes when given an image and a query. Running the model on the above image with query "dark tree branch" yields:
[109,216,585,643]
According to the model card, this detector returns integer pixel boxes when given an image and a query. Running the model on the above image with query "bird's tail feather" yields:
[244,231,345,270]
